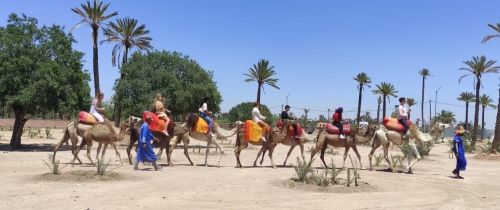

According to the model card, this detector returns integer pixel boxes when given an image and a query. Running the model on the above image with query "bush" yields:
[401,141,433,158]
[374,153,384,166]
[43,155,63,175]
[329,160,343,185]
[309,169,330,186]
[293,157,313,182]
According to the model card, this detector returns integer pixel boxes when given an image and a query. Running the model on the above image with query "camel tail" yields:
[409,124,432,142]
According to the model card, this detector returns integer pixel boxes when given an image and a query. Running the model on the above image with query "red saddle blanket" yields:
[325,123,351,135]
[78,111,97,125]
[142,111,167,132]
[383,118,411,132]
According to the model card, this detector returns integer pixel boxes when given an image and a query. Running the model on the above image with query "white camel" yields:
[368,122,451,173]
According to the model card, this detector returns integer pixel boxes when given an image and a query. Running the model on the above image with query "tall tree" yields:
[457,92,475,130]
[419,69,431,130]
[353,72,371,124]
[243,59,279,104]
[71,0,117,96]
[0,14,91,149]
[459,56,500,150]
[115,51,222,119]
[480,94,497,140]
[406,98,416,121]
[372,82,398,121]
[303,108,310,128]
[492,88,500,153]
[102,17,153,126]
[431,110,456,125]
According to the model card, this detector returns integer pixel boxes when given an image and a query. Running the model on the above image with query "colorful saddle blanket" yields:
[244,120,263,143]
[78,111,97,125]
[383,117,412,132]
[193,116,210,134]
[142,111,167,132]
[286,124,303,138]
[325,123,351,135]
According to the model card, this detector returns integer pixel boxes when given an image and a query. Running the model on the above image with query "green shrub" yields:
[43,155,63,175]
[329,160,343,185]
[293,157,313,182]
[309,169,329,186]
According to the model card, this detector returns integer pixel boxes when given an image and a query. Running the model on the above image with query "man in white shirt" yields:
[199,97,214,135]
[252,102,269,143]
[397,97,411,138]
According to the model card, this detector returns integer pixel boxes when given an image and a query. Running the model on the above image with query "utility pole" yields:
[286,92,291,105]
[434,87,441,118]
[428,99,432,131]
[327,109,331,122]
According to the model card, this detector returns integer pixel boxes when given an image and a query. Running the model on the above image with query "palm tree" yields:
[432,110,456,125]
[482,23,500,43]
[419,69,431,130]
[376,96,382,123]
[457,92,475,130]
[353,72,371,124]
[303,108,310,128]
[480,94,497,140]
[243,59,279,104]
[459,56,500,150]
[406,98,416,120]
[102,17,153,126]
[372,82,398,121]
[71,0,118,96]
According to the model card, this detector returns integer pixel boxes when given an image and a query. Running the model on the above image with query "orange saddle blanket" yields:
[383,118,411,132]
[142,111,167,132]
[244,120,263,143]
[79,111,97,125]
[193,117,210,134]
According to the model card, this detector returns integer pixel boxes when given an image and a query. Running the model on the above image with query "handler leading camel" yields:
[134,115,160,171]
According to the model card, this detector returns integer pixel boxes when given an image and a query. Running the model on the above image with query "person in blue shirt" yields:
[134,114,160,171]
[452,125,467,179]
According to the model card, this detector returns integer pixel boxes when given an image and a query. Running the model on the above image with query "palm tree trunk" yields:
[382,96,387,120]
[356,84,362,124]
[481,105,485,140]
[256,82,262,104]
[408,107,412,121]
[471,79,481,151]
[465,102,469,130]
[114,46,130,127]
[491,88,500,153]
[421,77,425,130]
[92,26,100,97]
[376,100,381,123]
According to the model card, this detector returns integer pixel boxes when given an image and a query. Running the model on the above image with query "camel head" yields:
[351,124,377,144]
[117,123,130,141]
[428,122,451,139]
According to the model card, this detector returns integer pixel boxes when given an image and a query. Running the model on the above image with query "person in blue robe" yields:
[134,115,159,171]
[452,126,467,179]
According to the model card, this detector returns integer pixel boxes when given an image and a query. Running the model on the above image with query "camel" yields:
[255,123,322,167]
[308,123,376,169]
[125,116,188,165]
[368,122,451,173]
[72,121,129,165]
[168,114,241,166]
[52,120,122,165]
[233,122,275,168]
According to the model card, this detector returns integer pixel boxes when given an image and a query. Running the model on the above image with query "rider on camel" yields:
[90,92,105,123]
[153,93,171,136]
[332,107,346,139]
[252,102,269,143]
[281,105,299,140]
[199,97,214,136]
[397,97,410,138]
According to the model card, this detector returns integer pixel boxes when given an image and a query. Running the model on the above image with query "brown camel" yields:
[233,122,275,168]
[52,120,122,164]
[168,114,240,166]
[308,123,375,169]
[125,116,188,165]
[255,123,322,167]
[72,121,129,165]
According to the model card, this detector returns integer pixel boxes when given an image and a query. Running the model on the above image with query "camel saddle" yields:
[244,120,263,143]
[78,111,97,125]
[383,117,412,132]
[325,123,351,135]
[192,115,210,134]
[142,111,167,133]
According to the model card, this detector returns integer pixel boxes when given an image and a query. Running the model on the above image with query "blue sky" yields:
[2,0,500,129]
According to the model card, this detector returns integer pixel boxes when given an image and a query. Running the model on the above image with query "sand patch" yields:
[278,179,375,193]
[472,153,500,161]
[32,170,131,183]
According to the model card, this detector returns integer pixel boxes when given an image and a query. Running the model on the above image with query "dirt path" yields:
[0,129,499,209]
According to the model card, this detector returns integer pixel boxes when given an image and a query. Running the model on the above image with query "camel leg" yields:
[352,145,363,169]
[96,143,102,161]
[368,141,381,171]
[342,147,351,168]
[383,144,392,171]
[283,145,296,166]
[235,142,248,168]
[319,144,329,168]
[85,140,94,165]
[72,139,87,165]
[268,145,277,168]
[253,146,266,167]
[204,136,212,167]
[100,143,109,162]
[406,142,421,172]
[165,137,172,166]
[299,143,305,162]
[308,145,319,167]
[260,147,267,165]
[111,143,123,165]
[211,137,225,154]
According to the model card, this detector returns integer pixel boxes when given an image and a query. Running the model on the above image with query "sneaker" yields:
[163,130,169,136]
[294,135,301,139]
[261,137,267,143]
[339,134,346,139]
[210,132,216,137]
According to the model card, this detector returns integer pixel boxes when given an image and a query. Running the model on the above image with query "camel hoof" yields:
[253,163,257,167]
[388,168,393,172]
[272,165,277,169]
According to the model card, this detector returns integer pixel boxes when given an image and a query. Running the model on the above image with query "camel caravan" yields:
[52,94,450,173]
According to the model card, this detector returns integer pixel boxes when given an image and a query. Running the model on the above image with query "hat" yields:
[455,126,465,135]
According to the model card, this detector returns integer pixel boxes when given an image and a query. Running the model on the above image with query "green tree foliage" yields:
[0,14,91,149]
[227,102,273,124]
[115,51,222,119]
[457,91,475,130]
[372,82,398,121]
[243,59,279,104]
[431,110,456,125]
[353,72,371,124]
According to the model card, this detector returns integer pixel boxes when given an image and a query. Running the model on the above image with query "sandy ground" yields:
[0,128,500,210]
